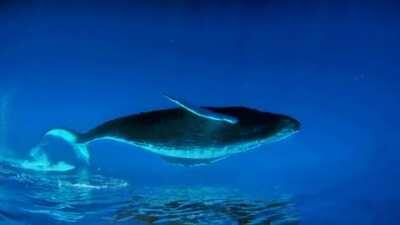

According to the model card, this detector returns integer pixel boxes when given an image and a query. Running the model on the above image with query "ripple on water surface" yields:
[0,160,298,225]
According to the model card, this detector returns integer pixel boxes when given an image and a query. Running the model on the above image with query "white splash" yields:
[0,92,75,172]
[20,146,75,172]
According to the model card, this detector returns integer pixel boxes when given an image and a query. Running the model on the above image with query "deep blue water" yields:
[1,1,399,224]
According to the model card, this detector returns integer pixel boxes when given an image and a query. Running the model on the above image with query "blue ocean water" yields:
[1,1,399,224]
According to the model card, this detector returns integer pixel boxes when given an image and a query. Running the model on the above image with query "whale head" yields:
[268,114,301,141]
[214,107,300,143]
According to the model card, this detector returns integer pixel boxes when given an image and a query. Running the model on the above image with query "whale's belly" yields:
[92,136,266,159]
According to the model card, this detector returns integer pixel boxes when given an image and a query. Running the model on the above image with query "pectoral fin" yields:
[164,95,238,124]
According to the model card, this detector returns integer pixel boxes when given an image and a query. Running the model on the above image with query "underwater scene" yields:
[1,1,399,225]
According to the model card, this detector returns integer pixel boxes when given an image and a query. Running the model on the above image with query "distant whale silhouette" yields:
[44,96,300,166]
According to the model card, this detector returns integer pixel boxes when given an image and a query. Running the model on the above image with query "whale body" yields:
[44,96,300,166]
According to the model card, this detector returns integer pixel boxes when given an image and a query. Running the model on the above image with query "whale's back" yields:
[80,107,273,151]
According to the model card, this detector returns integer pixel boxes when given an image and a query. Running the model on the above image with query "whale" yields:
[43,96,301,166]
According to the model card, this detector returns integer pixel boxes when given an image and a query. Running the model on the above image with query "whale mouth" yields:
[271,126,299,142]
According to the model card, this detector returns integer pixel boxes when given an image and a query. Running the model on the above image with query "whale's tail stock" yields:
[44,128,90,164]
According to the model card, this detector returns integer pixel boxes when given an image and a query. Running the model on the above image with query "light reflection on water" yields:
[0,159,129,223]
[112,187,298,225]
[0,158,299,225]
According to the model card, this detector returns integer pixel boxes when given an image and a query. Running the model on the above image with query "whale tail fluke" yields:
[44,128,90,164]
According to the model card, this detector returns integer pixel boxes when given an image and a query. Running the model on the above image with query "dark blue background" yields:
[1,1,399,224]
